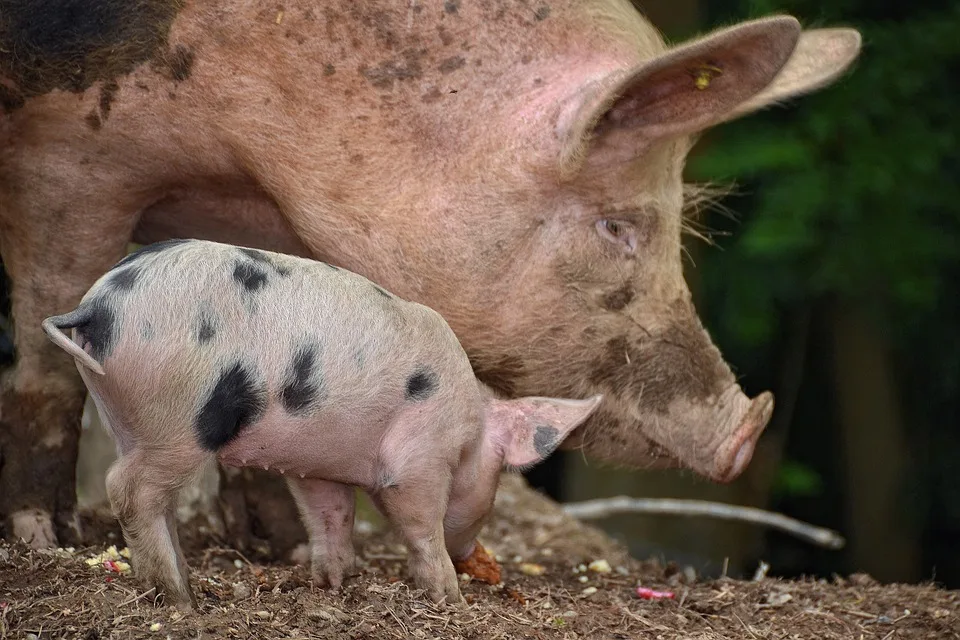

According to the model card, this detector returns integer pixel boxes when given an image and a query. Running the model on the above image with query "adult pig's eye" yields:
[596,219,637,254]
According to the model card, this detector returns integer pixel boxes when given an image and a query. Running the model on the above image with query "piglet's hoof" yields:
[453,542,501,585]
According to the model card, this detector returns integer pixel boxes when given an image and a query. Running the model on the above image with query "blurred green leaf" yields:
[773,461,825,499]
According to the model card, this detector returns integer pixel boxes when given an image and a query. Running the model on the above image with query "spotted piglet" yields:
[42,239,601,607]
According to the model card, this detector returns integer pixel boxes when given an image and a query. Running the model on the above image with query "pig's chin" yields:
[559,389,775,483]
[558,426,682,471]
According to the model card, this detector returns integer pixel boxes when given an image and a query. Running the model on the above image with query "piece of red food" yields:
[636,587,675,600]
[453,542,502,585]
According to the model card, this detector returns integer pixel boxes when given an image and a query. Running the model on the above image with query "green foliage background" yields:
[683,0,960,583]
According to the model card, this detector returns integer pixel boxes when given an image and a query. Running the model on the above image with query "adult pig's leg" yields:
[286,477,356,588]
[0,158,142,547]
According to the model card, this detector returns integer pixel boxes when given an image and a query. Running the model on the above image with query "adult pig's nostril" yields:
[716,391,775,482]
[727,438,757,482]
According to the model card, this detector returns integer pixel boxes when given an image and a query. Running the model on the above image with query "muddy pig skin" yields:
[42,239,601,607]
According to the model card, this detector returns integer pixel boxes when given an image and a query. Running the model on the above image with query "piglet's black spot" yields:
[196,312,217,344]
[195,362,267,450]
[233,261,269,293]
[280,343,324,414]
[105,266,140,292]
[533,425,560,459]
[114,238,191,269]
[238,247,291,277]
[405,366,438,401]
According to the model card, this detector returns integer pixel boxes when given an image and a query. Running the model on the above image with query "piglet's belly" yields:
[217,411,381,488]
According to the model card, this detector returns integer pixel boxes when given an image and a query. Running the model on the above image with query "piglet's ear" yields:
[558,16,805,174]
[486,395,603,471]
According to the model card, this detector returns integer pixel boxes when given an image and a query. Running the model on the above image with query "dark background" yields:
[528,0,960,590]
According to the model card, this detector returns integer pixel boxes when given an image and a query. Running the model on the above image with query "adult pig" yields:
[42,239,602,606]
[0,0,862,548]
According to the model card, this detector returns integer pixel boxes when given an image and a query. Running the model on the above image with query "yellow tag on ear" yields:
[693,64,724,90]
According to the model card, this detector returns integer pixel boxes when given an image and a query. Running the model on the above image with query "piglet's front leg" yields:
[374,472,462,604]
[286,478,357,589]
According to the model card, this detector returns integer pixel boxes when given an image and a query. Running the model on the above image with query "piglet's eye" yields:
[596,219,638,254]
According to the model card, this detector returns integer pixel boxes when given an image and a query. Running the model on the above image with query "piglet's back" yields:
[76,240,467,434]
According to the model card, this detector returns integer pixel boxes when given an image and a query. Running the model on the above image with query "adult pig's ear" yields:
[557,16,860,175]
[485,395,602,471]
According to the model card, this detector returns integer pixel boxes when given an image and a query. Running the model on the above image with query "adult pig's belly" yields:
[133,184,313,257]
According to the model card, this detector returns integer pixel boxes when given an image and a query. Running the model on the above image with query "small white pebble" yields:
[459,573,472,583]
[588,559,612,574]
[562,610,578,618]
[255,610,271,620]
[26,634,39,640]
[233,559,243,569]
[541,548,553,557]
[581,586,598,597]
[232,582,251,599]
[577,564,587,573]
[541,600,553,609]
[512,555,523,563]
[495,555,505,563]
[149,622,161,632]
[519,563,546,576]
[578,575,589,583]
[616,566,630,576]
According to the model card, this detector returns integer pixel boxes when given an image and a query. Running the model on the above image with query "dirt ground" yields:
[2,475,957,640]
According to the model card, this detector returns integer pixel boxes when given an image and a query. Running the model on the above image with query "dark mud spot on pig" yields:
[195,362,267,450]
[534,5,552,21]
[590,330,729,412]
[533,425,560,458]
[72,297,117,362]
[444,0,460,14]
[115,238,192,269]
[438,56,466,74]
[405,367,438,401]
[84,110,102,130]
[280,343,325,414]
[601,284,635,312]
[99,79,118,118]
[360,49,424,90]
[0,0,183,100]
[470,355,524,397]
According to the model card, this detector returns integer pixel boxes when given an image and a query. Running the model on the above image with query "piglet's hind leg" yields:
[106,451,204,609]
[286,477,356,589]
